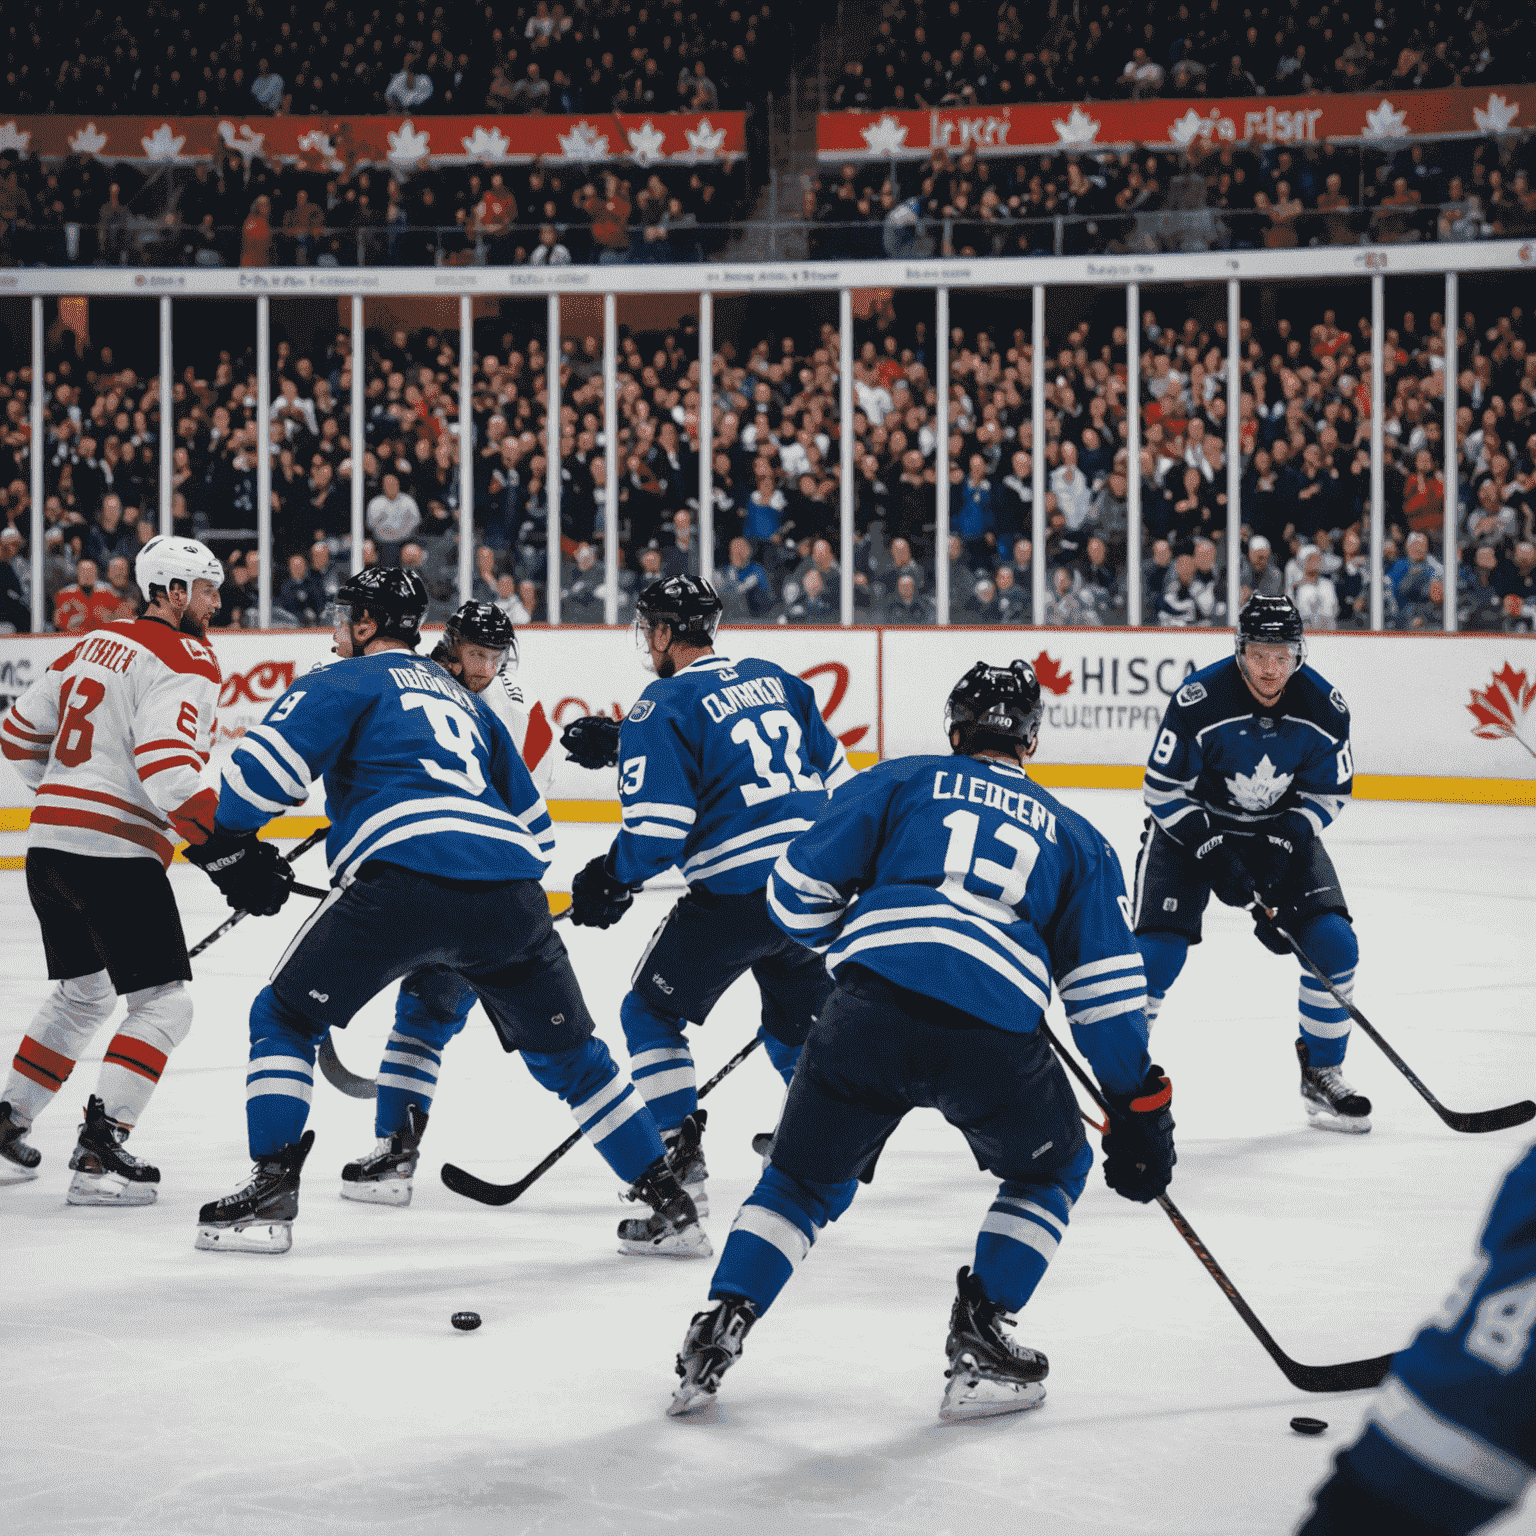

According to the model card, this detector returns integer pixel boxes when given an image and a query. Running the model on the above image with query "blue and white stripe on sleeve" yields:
[766,848,849,945]
[1058,953,1147,1028]
[220,731,310,827]
[1143,766,1204,837]
[1297,790,1347,836]
[620,800,697,841]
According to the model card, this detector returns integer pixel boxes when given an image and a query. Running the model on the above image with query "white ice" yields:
[2,792,1534,1536]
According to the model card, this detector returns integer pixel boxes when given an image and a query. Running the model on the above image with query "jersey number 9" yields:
[402,693,487,796]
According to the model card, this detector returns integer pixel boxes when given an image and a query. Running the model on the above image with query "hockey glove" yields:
[569,847,636,929]
[1101,1066,1175,1204]
[184,828,296,917]
[1255,810,1314,906]
[1250,905,1294,956]
[1192,831,1260,909]
[561,714,622,771]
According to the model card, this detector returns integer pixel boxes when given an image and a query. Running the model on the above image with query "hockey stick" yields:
[1256,906,1536,1135]
[316,1032,377,1099]
[187,828,329,959]
[1040,1020,1394,1394]
[441,1033,765,1207]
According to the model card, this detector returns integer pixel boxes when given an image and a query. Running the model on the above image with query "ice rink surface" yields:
[2,790,1534,1536]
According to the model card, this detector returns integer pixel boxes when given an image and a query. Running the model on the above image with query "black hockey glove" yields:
[1101,1066,1176,1204]
[184,828,295,917]
[1250,905,1294,956]
[1255,810,1314,906]
[569,847,636,929]
[561,714,622,771]
[1192,830,1260,909]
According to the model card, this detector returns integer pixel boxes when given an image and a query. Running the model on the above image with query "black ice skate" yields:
[66,1096,161,1206]
[196,1130,316,1253]
[340,1105,427,1206]
[939,1266,1049,1422]
[0,1100,41,1184]
[1297,1040,1372,1134]
[663,1109,708,1216]
[668,1295,758,1416]
[617,1154,712,1259]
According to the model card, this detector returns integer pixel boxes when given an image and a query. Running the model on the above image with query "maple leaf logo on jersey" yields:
[1467,663,1536,758]
[1031,651,1073,695]
[1224,754,1293,811]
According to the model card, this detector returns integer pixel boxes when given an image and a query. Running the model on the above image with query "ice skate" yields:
[939,1266,1049,1422]
[668,1295,757,1416]
[1297,1040,1372,1134]
[340,1105,426,1206]
[663,1109,708,1217]
[196,1130,315,1253]
[66,1096,160,1206]
[0,1101,41,1184]
[617,1155,712,1258]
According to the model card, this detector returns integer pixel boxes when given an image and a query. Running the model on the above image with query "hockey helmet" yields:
[1235,593,1306,679]
[944,660,1043,757]
[445,600,517,668]
[330,566,429,648]
[634,574,723,648]
[135,535,224,602]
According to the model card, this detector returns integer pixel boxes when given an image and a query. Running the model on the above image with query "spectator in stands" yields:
[1044,565,1097,626]
[561,542,605,623]
[386,61,435,111]
[717,535,774,618]
[993,563,1030,624]
[278,552,329,625]
[53,558,118,633]
[1080,534,1123,620]
[1157,548,1216,626]
[0,529,30,631]
[581,174,632,264]
[250,59,284,112]
[1294,545,1340,629]
[883,571,934,624]
[366,471,421,563]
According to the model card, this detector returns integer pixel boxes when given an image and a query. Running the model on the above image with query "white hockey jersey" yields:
[475,666,555,793]
[1,619,222,866]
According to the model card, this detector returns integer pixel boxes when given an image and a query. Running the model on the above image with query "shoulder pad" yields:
[1329,685,1349,716]
[626,699,656,723]
[1175,680,1208,708]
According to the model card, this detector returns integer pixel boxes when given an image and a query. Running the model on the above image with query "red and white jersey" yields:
[1,619,222,867]
[475,666,555,794]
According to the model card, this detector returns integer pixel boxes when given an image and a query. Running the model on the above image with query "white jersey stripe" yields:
[833,926,1051,1012]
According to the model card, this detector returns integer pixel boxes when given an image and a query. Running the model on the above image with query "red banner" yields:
[817,85,1536,159]
[0,112,744,168]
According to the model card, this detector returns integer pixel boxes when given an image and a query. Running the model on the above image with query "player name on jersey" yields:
[931,769,1060,841]
[700,674,791,723]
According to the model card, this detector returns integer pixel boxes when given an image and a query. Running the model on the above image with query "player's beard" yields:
[178,612,209,640]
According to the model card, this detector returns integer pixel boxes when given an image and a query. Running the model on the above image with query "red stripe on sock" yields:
[102,1033,167,1083]
[14,1035,76,1090]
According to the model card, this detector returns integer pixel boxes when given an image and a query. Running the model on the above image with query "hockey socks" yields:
[5,969,115,1123]
[245,988,318,1157]
[375,1028,444,1139]
[708,1165,858,1316]
[971,1150,1088,1315]
[620,992,696,1134]
[1295,914,1357,1070]
[523,1037,665,1184]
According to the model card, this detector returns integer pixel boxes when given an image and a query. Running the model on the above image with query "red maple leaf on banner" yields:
[1467,662,1536,758]
[1032,651,1074,695]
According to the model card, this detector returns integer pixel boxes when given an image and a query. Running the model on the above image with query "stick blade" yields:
[316,1034,376,1100]
[440,1161,521,1206]
[1281,1352,1394,1394]
[1442,1100,1536,1135]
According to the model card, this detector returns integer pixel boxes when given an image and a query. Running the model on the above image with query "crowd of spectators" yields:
[0,150,750,269]
[809,132,1536,260]
[7,0,781,116]
[2,283,1534,637]
[832,0,1536,110]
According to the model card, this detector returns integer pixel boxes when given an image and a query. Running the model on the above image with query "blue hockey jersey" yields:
[1143,656,1352,845]
[613,652,853,896]
[216,650,556,885]
[767,753,1150,1096]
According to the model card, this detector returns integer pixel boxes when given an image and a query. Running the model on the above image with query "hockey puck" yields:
[1290,1416,1328,1436]
[450,1311,482,1332]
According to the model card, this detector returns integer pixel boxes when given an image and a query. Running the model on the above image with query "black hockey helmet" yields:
[1236,593,1306,678]
[445,599,517,666]
[945,660,1043,757]
[332,566,428,648]
[634,574,723,646]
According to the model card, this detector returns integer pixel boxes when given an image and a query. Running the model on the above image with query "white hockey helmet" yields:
[135,535,225,602]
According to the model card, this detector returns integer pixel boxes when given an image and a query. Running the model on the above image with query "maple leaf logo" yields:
[1032,651,1073,695]
[1467,663,1536,758]
[557,120,610,160]
[1167,108,1213,147]
[1224,753,1294,811]
[685,117,726,157]
[1052,105,1101,146]
[1363,100,1407,139]
[388,120,431,162]
[141,123,186,160]
[1474,94,1520,134]
[296,127,341,170]
[627,119,667,164]
[0,121,31,155]
[859,114,909,155]
[461,125,510,160]
[218,120,266,160]
[68,122,108,155]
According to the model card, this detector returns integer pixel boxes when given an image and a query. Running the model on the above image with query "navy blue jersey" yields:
[217,650,555,884]
[613,652,853,896]
[1307,1142,1536,1532]
[1143,656,1352,845]
[767,753,1150,1096]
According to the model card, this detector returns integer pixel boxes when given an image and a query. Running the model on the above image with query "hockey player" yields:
[1132,593,1370,1132]
[1296,1140,1536,1535]
[340,599,557,1205]
[0,536,224,1203]
[188,567,705,1257]
[566,574,852,1247]
[668,661,1174,1420]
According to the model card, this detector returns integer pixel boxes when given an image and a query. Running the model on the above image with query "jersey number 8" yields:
[733,710,823,807]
